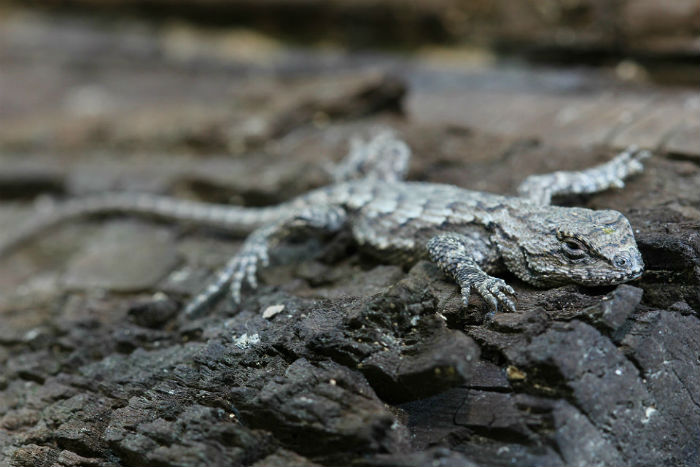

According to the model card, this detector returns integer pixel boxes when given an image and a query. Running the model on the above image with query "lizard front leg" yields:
[427,233,516,313]
[517,146,651,205]
[184,204,347,317]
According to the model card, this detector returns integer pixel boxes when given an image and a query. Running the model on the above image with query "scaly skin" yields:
[0,130,649,316]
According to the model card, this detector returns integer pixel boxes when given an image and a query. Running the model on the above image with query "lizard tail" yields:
[0,193,288,257]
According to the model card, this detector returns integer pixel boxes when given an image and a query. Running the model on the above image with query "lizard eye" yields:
[561,238,587,259]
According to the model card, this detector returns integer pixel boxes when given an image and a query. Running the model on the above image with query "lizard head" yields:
[502,207,644,287]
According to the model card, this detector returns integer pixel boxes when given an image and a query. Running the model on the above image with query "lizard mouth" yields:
[571,265,644,287]
[606,267,644,284]
[629,269,643,280]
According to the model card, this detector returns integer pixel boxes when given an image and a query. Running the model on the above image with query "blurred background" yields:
[0,0,698,160]
[1,0,699,280]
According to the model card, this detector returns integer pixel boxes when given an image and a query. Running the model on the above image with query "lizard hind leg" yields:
[331,128,411,183]
[427,233,517,313]
[517,146,652,206]
[184,204,347,318]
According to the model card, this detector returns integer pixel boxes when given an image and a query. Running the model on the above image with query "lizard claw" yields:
[473,277,517,313]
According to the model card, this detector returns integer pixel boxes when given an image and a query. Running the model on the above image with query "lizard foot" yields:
[184,205,346,317]
[227,236,271,304]
[469,277,517,313]
[605,146,652,188]
[183,232,271,318]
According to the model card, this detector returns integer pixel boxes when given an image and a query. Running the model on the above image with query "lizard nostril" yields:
[613,255,628,268]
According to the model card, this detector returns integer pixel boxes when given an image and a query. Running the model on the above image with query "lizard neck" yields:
[491,203,555,287]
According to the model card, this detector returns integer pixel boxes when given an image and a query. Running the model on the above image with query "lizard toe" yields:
[459,285,472,306]
[495,291,517,313]
[260,249,270,267]
[229,258,249,304]
[230,275,243,304]
[184,295,208,318]
[478,290,499,311]
[474,278,517,313]
[245,258,258,289]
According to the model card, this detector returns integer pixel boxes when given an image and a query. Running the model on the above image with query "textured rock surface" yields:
[1,8,699,467]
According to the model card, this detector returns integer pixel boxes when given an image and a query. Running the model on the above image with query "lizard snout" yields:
[613,251,644,280]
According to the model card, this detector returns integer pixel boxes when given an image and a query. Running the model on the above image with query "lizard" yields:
[0,129,649,317]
